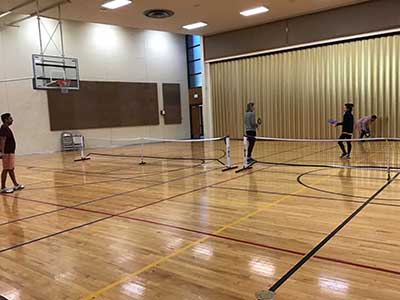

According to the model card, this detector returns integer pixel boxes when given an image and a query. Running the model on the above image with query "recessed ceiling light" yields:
[0,11,12,19]
[182,22,208,30]
[240,6,269,16]
[102,0,132,10]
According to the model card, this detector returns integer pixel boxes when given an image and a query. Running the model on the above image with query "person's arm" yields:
[250,112,257,129]
[335,118,343,127]
[0,136,5,157]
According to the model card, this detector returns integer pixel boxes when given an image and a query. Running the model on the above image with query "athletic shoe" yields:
[1,188,14,194]
[13,184,24,191]
[247,158,256,164]
[340,153,347,158]
[344,154,351,159]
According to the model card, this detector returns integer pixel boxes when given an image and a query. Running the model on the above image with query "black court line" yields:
[297,169,400,201]
[210,186,400,209]
[0,146,321,253]
[260,168,390,181]
[21,159,208,190]
[0,163,277,254]
[265,172,400,295]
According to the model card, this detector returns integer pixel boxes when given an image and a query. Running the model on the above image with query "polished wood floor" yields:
[0,141,399,300]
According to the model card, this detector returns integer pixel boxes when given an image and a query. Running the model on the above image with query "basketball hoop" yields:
[56,79,71,94]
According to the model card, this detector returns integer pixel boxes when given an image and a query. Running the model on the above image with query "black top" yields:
[0,125,16,154]
[336,111,354,134]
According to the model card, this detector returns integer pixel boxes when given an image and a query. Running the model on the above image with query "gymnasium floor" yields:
[0,141,399,300]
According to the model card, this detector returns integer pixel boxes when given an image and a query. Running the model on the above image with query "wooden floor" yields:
[0,140,400,300]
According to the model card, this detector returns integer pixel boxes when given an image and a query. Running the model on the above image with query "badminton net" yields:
[74,136,233,168]
[240,136,400,175]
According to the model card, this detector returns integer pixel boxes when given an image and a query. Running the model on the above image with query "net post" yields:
[255,290,275,300]
[235,136,252,173]
[139,139,146,165]
[222,136,238,172]
[243,136,248,168]
[74,135,91,162]
[386,138,391,181]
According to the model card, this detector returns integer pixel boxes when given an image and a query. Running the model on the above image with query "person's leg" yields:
[346,137,352,156]
[360,130,366,139]
[7,155,22,190]
[1,169,7,189]
[338,134,346,157]
[9,169,18,186]
[1,155,14,193]
[246,131,256,159]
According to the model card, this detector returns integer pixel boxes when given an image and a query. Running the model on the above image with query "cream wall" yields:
[0,18,190,154]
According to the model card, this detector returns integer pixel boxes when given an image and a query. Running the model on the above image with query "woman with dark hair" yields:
[245,102,258,164]
[335,103,354,159]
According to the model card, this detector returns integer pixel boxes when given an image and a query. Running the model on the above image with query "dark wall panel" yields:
[204,21,287,60]
[162,83,182,125]
[47,81,159,131]
[204,0,400,60]
[288,0,400,45]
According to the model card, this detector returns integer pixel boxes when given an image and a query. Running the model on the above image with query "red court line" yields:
[44,204,400,278]
[0,148,331,255]
[3,186,400,278]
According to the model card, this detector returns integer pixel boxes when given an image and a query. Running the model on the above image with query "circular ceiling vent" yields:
[144,9,175,19]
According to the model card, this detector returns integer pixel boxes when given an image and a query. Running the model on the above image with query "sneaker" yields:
[247,158,256,164]
[13,184,24,191]
[344,154,351,159]
[340,153,347,159]
[1,188,14,194]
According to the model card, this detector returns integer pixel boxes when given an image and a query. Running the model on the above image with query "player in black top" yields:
[335,103,354,159]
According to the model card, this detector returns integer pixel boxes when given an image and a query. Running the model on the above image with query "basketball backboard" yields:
[32,54,80,90]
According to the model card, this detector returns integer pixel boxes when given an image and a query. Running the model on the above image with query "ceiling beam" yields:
[5,0,71,27]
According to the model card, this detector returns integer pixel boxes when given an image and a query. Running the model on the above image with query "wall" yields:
[204,0,400,61]
[0,18,189,154]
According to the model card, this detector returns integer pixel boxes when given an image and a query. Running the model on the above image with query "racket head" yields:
[328,119,337,125]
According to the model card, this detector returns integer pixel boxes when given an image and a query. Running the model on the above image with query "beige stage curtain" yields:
[210,35,400,138]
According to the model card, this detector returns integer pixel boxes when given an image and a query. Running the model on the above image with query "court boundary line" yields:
[81,173,331,300]
[296,169,400,201]
[265,172,400,296]
[210,186,400,208]
[0,145,325,256]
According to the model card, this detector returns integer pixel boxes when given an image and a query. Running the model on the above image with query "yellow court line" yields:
[82,172,330,300]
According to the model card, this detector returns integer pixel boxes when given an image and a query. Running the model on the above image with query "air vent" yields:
[144,9,174,19]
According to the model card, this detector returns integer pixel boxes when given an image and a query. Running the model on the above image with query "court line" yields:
[260,168,389,181]
[210,186,400,208]
[3,168,399,281]
[1,144,303,226]
[0,147,329,262]
[297,169,400,201]
[0,144,380,237]
[81,170,333,300]
[6,164,396,230]
[0,215,113,254]
[22,161,205,190]
[266,172,400,295]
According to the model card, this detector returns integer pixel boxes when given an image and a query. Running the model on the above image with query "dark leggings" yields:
[338,133,352,155]
[360,130,369,139]
[246,131,256,158]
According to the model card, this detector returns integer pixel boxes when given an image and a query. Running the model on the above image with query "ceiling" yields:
[0,0,370,36]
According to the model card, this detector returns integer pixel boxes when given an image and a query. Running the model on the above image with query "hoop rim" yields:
[55,79,71,87]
